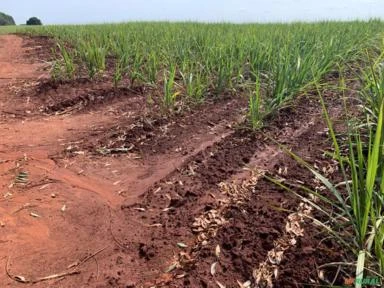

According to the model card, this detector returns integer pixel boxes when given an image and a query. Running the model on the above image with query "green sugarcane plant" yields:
[249,75,263,130]
[269,80,384,287]
[163,64,180,110]
[57,43,75,80]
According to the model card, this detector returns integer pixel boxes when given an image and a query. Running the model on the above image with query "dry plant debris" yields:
[192,169,264,246]
[252,202,313,288]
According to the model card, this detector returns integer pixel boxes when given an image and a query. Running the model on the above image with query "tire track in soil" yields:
[92,94,342,288]
[158,96,347,288]
[190,105,344,288]
[51,94,247,206]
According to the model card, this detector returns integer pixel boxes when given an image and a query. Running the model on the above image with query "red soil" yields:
[0,35,346,288]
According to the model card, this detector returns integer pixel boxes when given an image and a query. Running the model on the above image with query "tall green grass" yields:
[249,75,263,129]
[14,20,384,111]
[271,57,384,286]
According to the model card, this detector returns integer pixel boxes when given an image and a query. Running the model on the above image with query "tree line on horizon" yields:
[0,11,42,26]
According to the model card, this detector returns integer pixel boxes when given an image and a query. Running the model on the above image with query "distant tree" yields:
[26,17,42,26]
[0,12,16,26]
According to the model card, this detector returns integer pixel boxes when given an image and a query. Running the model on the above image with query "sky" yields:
[1,0,384,25]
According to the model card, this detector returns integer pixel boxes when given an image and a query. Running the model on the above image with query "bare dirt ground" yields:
[0,35,347,288]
